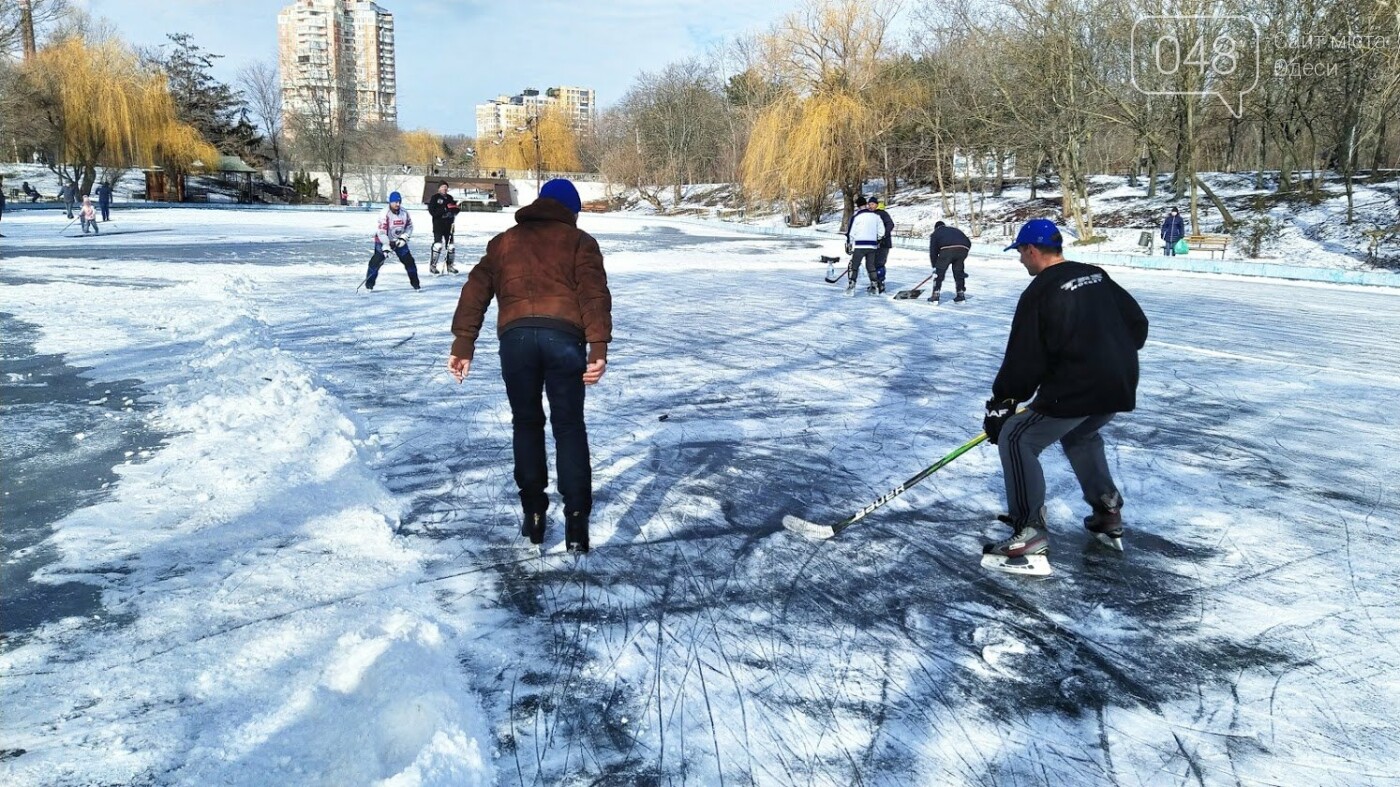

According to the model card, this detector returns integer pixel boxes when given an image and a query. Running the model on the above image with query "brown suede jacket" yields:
[450,198,612,362]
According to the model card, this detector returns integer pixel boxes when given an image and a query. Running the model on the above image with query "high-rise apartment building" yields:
[278,0,397,130]
[475,86,596,140]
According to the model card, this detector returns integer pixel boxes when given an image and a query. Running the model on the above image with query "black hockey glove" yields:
[983,397,1017,445]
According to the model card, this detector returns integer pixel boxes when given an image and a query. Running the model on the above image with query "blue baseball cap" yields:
[388,191,402,203]
[1004,219,1063,252]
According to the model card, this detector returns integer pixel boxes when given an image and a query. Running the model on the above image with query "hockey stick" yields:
[893,274,934,300]
[357,248,387,292]
[782,430,989,539]
[58,218,77,235]
[824,267,850,284]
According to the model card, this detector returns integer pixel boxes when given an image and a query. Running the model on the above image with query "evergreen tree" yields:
[146,32,260,160]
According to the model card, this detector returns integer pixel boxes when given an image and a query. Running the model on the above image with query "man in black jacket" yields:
[928,220,971,303]
[980,219,1149,576]
[426,181,460,274]
[872,198,895,291]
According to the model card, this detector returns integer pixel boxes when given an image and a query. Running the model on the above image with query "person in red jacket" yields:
[448,179,612,553]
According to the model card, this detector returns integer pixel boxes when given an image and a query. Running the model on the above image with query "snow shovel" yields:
[783,430,989,539]
[893,274,934,300]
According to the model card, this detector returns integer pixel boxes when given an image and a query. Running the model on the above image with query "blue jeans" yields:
[499,326,592,519]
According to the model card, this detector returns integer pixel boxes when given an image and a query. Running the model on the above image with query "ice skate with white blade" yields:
[981,515,1052,577]
[1083,496,1124,551]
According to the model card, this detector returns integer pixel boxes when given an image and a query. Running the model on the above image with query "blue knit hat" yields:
[538,178,581,214]
[388,191,402,204]
[1004,219,1063,252]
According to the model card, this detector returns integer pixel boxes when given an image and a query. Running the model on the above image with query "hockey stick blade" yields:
[892,289,923,300]
[781,430,993,540]
[781,514,837,539]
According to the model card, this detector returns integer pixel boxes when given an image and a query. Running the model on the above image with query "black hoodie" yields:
[992,260,1149,417]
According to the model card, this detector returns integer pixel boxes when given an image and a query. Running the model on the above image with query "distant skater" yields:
[79,196,100,234]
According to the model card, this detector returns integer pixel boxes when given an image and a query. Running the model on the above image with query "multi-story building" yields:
[475,86,596,140]
[278,0,396,130]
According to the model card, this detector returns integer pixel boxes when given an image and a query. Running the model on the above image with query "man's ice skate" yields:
[445,243,458,273]
[1083,504,1124,551]
[845,275,857,296]
[953,290,966,303]
[928,289,941,303]
[981,521,1051,576]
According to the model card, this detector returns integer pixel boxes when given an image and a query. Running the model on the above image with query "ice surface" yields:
[2,206,1399,785]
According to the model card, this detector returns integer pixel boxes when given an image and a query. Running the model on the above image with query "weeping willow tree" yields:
[400,128,444,171]
[476,107,579,173]
[740,0,899,228]
[26,36,216,195]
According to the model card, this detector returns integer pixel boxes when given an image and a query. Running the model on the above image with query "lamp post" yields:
[527,112,542,196]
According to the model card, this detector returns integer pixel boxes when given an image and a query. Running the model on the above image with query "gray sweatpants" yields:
[998,409,1122,527]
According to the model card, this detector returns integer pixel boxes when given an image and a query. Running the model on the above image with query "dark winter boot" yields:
[953,290,966,303]
[564,509,590,554]
[521,494,548,545]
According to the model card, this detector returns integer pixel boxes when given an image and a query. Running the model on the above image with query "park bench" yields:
[1185,233,1231,258]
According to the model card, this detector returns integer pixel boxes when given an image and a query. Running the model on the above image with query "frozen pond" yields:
[2,207,1399,785]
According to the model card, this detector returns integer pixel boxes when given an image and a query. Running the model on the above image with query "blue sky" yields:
[79,0,801,136]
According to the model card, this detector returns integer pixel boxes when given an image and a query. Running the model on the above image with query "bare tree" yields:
[1,0,70,58]
[286,84,357,202]
[237,60,285,184]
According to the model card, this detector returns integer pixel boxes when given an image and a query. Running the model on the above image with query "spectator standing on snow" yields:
[365,191,420,291]
[844,196,887,294]
[1160,207,1186,256]
[79,196,100,235]
[426,181,461,274]
[340,185,349,205]
[928,220,972,303]
[979,219,1149,577]
[61,180,77,219]
[872,198,895,290]
[95,182,112,222]
[447,178,612,554]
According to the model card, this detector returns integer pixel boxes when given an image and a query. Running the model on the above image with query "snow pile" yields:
[0,266,495,786]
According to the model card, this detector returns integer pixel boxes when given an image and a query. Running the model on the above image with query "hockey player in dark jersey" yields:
[426,181,461,274]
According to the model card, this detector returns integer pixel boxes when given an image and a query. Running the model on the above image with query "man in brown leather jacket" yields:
[447,178,612,553]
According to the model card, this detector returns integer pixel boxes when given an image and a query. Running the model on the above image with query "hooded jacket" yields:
[451,198,612,362]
